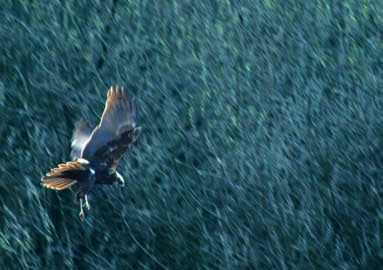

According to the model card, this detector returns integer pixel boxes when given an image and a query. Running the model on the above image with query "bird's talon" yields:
[79,210,85,221]
[84,195,90,210]
[79,198,85,221]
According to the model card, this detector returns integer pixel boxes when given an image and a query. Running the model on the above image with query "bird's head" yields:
[112,171,125,188]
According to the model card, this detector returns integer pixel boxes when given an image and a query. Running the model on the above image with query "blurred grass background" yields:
[1,0,383,269]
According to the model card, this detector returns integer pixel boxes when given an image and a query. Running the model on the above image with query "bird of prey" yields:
[41,86,141,221]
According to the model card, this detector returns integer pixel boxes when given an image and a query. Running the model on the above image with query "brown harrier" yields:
[41,86,141,220]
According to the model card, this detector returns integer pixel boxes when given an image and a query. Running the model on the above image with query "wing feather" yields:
[80,86,140,167]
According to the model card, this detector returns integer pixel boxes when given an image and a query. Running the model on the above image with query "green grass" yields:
[1,0,383,269]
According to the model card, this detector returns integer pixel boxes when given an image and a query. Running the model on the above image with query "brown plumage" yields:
[41,86,141,220]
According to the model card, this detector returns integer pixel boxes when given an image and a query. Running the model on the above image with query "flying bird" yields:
[41,86,141,221]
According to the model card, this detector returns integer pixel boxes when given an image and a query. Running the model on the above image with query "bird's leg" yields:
[84,194,90,210]
[79,198,85,221]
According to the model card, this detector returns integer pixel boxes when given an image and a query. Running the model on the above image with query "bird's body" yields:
[41,87,141,220]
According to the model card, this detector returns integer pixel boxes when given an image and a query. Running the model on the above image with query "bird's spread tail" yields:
[41,160,89,190]
[41,177,78,190]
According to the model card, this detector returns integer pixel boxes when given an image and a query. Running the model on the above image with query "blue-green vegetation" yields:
[1,0,383,269]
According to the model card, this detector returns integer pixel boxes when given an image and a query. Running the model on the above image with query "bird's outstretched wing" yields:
[71,121,92,160]
[80,86,141,169]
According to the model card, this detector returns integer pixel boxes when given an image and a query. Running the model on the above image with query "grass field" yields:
[1,1,383,269]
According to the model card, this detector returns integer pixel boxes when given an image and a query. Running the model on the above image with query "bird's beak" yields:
[114,171,125,188]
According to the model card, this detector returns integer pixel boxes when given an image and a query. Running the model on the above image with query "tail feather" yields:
[41,177,78,190]
[41,160,88,190]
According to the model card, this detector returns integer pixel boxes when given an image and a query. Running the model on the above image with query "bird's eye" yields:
[108,169,114,175]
